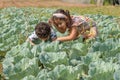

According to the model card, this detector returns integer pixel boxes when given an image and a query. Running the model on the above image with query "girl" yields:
[49,9,98,42]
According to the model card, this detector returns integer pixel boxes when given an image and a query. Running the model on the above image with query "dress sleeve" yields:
[28,31,38,41]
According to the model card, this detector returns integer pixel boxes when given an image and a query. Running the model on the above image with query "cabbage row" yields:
[0,7,54,53]
[1,7,120,80]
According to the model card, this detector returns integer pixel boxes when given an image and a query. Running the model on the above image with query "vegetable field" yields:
[0,7,120,80]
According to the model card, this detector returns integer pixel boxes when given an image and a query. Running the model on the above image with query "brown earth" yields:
[0,63,4,80]
[0,63,2,74]
[0,0,95,8]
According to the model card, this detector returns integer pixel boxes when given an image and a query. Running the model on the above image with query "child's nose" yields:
[58,25,62,28]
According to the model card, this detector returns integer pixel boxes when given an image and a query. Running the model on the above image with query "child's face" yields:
[39,36,49,41]
[54,18,67,30]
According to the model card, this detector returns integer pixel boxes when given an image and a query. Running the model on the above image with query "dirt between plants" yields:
[0,63,2,74]
[0,0,95,8]
[0,63,3,80]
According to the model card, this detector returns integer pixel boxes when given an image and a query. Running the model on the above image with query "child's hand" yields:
[26,38,35,46]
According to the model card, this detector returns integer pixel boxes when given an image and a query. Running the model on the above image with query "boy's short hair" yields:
[35,22,51,39]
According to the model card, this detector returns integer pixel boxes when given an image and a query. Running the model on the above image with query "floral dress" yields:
[71,16,97,38]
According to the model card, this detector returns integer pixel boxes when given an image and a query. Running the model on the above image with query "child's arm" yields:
[26,38,35,46]
[56,26,77,42]
[26,31,39,45]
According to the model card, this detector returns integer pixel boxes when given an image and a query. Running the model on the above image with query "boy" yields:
[27,22,57,45]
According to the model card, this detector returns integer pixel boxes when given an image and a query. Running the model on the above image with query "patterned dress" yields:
[71,16,97,38]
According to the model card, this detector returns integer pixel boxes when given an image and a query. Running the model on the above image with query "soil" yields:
[0,63,2,74]
[0,63,4,80]
[0,0,95,8]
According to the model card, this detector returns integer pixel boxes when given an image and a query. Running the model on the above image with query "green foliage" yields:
[90,0,113,5]
[1,7,120,80]
[114,70,120,80]
[0,7,55,53]
[90,0,96,4]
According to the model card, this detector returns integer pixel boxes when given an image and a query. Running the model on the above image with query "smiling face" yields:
[52,9,72,33]
[53,17,68,31]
